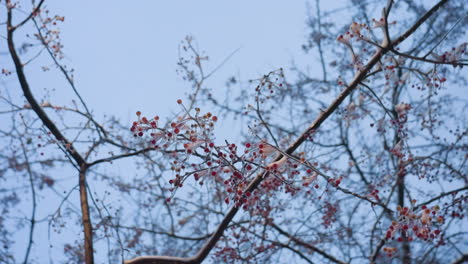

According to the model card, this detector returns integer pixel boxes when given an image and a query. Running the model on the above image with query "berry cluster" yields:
[432,43,467,65]
[385,204,444,243]
[131,102,318,206]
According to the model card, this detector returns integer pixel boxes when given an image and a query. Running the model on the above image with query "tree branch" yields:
[125,0,449,263]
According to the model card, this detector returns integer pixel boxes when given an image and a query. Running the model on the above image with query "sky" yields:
[36,0,316,122]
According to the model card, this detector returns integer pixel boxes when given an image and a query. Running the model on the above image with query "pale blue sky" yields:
[38,0,319,121]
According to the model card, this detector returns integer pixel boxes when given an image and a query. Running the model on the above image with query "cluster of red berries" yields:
[132,100,323,206]
[385,204,444,242]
